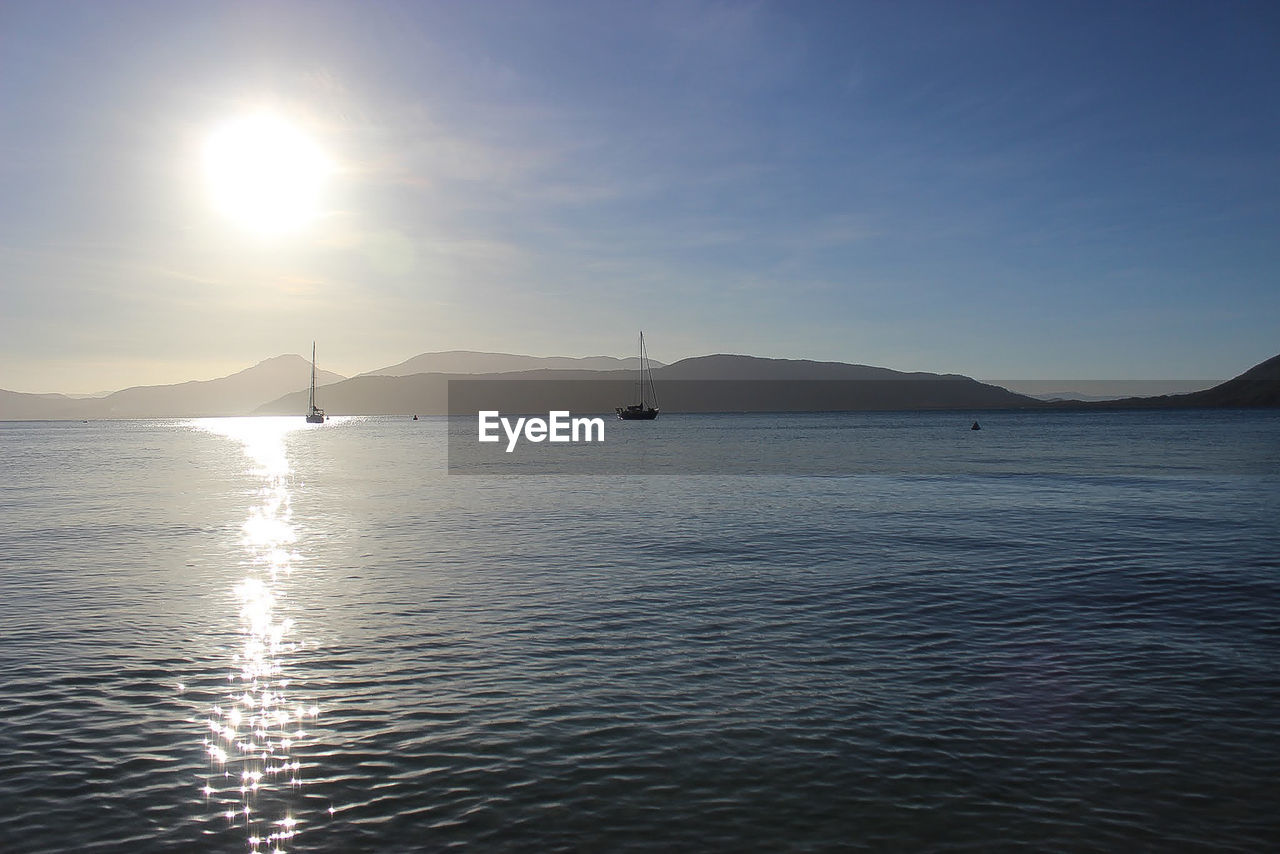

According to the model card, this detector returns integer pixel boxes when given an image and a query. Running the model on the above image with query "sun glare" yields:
[203,113,331,236]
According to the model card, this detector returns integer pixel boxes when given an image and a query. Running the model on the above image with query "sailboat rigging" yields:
[616,331,659,420]
[306,342,326,423]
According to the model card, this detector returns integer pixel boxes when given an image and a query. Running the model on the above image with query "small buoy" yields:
[971,421,981,430]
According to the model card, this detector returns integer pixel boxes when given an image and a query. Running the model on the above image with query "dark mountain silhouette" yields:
[0,355,345,420]
[256,351,1280,416]
[654,354,947,381]
[6,351,1277,420]
[255,355,1042,415]
[992,380,1219,401]
[1070,352,1280,409]
[257,370,626,416]
[0,389,85,420]
[363,350,661,377]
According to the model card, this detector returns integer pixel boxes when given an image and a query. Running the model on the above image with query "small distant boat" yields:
[306,342,326,424]
[971,420,981,430]
[617,330,659,420]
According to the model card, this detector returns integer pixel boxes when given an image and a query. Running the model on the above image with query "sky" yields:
[1,0,1278,393]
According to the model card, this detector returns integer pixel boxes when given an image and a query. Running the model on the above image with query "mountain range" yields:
[360,351,660,377]
[1,355,343,420]
[259,355,1040,416]
[2,350,1276,420]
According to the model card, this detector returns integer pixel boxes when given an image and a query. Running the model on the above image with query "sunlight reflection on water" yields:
[190,418,323,850]
[1,413,1277,851]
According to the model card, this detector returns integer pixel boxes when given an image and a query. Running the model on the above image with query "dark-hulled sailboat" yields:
[616,331,659,420]
[306,342,326,423]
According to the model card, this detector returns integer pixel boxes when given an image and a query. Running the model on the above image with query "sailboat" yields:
[616,331,659,420]
[306,342,326,423]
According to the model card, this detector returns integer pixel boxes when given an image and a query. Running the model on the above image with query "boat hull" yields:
[616,407,658,420]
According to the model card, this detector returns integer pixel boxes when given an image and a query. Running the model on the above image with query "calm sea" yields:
[1,411,1277,852]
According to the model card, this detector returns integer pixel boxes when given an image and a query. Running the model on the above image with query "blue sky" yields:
[1,1,1277,392]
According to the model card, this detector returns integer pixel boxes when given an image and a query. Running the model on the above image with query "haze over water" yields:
[1,412,1278,851]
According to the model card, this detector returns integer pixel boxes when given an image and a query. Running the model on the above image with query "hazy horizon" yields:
[0,348,656,397]
[3,347,1228,399]
[2,2,1278,393]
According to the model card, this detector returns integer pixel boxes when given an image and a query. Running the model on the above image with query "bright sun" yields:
[203,113,331,235]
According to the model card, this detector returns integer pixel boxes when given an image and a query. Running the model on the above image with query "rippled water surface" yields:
[1,412,1278,851]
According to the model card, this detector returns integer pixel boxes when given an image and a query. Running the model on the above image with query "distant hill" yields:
[0,355,345,420]
[992,380,1219,401]
[256,354,1042,415]
[655,354,963,381]
[363,350,661,377]
[1073,353,1280,409]
[0,389,85,420]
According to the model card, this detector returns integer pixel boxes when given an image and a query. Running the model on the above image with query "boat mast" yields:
[637,331,644,406]
[644,333,658,410]
[309,342,317,412]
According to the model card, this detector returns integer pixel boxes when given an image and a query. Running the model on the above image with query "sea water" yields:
[1,411,1277,851]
